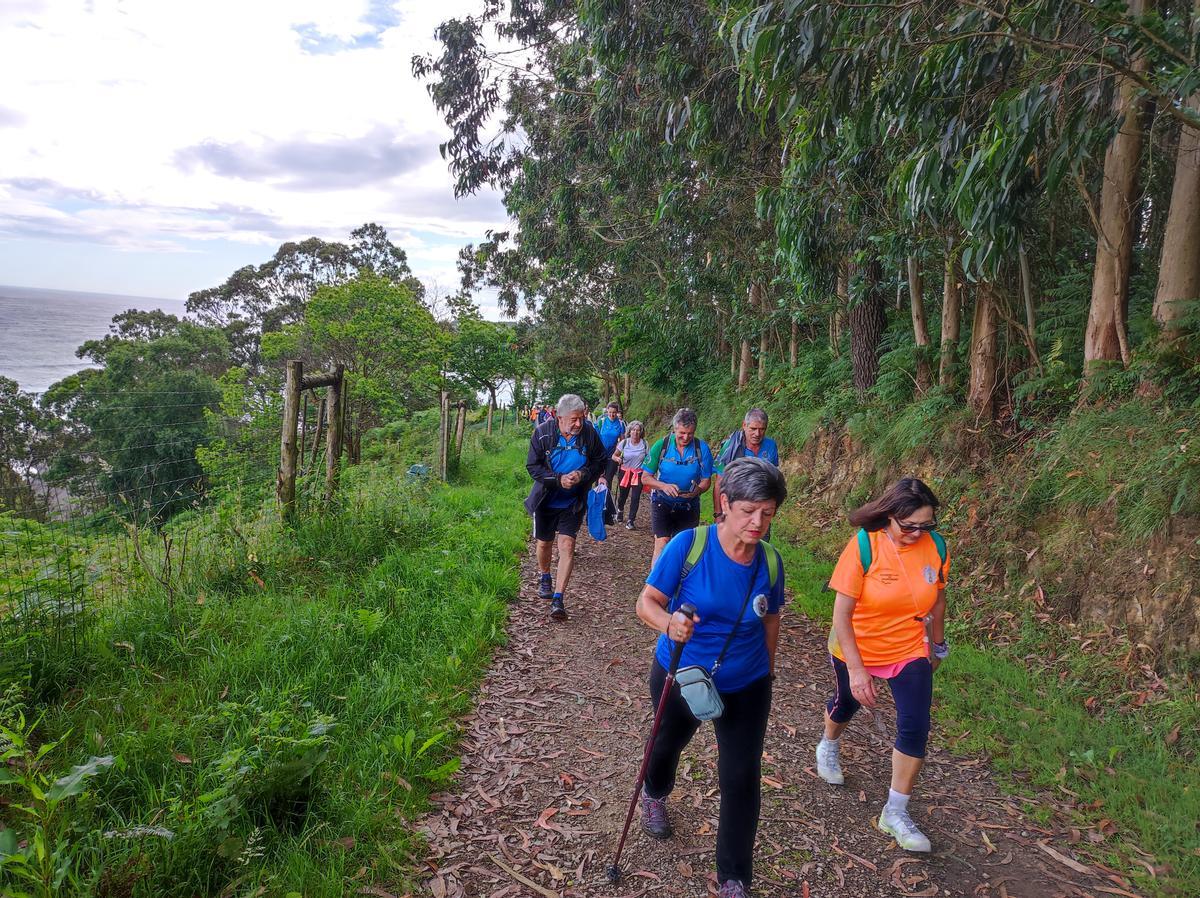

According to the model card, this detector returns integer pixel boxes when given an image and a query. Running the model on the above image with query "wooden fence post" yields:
[277,359,302,523]
[454,400,468,463]
[439,389,450,480]
[324,365,345,502]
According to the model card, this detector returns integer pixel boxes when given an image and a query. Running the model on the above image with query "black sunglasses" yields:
[895,517,938,533]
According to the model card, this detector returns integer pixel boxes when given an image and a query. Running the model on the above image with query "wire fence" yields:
[0,386,336,677]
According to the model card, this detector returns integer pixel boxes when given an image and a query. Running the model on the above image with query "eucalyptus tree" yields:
[728,0,1200,412]
[415,0,787,395]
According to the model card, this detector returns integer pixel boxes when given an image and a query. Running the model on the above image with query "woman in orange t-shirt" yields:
[816,478,949,854]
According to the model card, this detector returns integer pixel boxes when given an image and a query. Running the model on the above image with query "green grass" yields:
[1,432,530,898]
[767,510,1200,897]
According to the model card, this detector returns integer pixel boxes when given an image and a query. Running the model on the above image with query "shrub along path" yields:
[413,524,1142,898]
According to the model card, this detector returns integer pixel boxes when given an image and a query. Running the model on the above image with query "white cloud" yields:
[0,0,513,303]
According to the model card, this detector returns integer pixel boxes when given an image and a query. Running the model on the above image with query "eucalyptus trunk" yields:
[907,255,932,391]
[849,260,886,394]
[749,282,767,382]
[1084,0,1150,371]
[939,252,962,388]
[1154,51,1200,336]
[832,261,848,358]
[967,282,1000,419]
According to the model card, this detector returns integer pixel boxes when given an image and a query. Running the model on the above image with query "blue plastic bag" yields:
[587,482,608,541]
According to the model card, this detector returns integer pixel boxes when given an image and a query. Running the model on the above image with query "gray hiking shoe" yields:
[816,739,845,785]
[640,790,671,839]
[719,880,748,898]
[878,806,932,852]
[549,595,567,621]
[537,572,553,600]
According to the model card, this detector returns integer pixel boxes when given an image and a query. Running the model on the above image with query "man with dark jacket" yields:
[525,393,608,620]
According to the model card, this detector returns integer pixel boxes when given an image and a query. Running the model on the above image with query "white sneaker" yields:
[815,740,845,785]
[878,806,932,852]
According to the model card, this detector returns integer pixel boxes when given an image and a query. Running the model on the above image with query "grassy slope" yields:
[658,387,1199,897]
[17,431,529,897]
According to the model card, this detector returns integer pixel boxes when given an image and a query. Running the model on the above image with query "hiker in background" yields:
[633,457,788,898]
[536,404,553,425]
[713,409,780,527]
[816,478,950,854]
[641,408,714,566]
[613,420,648,529]
[525,394,608,621]
[597,401,627,522]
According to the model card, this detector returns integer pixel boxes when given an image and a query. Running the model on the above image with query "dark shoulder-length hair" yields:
[849,478,939,532]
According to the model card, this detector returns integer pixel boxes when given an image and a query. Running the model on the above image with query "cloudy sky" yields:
[0,0,511,313]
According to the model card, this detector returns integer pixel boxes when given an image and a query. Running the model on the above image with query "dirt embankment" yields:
[786,426,1200,662]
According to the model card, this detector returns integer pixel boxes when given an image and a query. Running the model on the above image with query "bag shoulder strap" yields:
[759,539,781,588]
[668,526,709,613]
[712,547,763,675]
[857,528,872,573]
[930,529,947,581]
[682,524,709,578]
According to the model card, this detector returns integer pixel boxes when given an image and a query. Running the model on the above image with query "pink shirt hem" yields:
[863,656,926,679]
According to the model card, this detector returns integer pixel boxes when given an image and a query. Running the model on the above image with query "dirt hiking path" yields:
[415,525,1143,898]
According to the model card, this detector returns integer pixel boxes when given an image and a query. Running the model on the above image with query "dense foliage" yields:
[415,0,1200,411]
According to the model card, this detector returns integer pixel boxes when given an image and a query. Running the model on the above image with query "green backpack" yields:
[855,527,947,580]
[671,525,780,609]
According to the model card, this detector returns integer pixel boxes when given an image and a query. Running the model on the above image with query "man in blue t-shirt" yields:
[713,409,780,532]
[597,401,626,522]
[524,394,608,621]
[641,407,714,565]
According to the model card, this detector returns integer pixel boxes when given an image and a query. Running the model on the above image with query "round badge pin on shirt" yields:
[752,594,769,618]
[922,564,937,584]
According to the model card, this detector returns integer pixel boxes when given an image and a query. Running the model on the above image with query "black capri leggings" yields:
[645,660,772,886]
[827,655,933,758]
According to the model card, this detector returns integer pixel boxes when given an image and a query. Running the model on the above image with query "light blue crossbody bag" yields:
[671,548,763,721]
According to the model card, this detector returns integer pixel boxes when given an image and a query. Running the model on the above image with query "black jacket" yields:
[524,418,608,515]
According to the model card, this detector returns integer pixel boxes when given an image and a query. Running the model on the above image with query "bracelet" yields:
[931,641,950,660]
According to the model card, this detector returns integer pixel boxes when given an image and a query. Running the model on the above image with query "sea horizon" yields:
[0,284,187,395]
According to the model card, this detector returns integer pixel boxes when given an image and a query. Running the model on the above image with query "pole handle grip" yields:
[668,602,697,671]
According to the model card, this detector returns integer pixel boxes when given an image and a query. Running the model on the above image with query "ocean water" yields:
[0,285,186,395]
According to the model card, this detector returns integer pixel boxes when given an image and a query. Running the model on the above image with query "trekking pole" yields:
[607,602,696,884]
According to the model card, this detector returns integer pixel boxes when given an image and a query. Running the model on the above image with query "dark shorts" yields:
[533,504,583,542]
[651,497,700,539]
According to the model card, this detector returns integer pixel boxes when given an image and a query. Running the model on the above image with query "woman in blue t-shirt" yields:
[633,457,788,898]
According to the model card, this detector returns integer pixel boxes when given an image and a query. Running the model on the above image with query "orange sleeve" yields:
[827,535,866,599]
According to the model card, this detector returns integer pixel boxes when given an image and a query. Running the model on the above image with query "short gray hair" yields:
[556,394,586,416]
[744,408,769,427]
[721,457,787,507]
[671,407,698,430]
[627,419,644,436]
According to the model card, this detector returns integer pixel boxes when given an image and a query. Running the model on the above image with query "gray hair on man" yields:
[671,407,698,430]
[720,456,788,507]
[556,394,586,416]
[744,408,769,427]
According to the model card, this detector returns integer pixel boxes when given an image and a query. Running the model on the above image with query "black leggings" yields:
[645,661,772,886]
[827,655,933,758]
[616,481,642,522]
